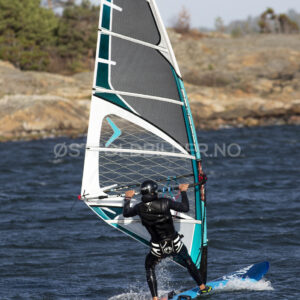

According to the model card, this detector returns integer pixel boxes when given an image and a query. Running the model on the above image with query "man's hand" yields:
[179,184,189,192]
[125,190,135,198]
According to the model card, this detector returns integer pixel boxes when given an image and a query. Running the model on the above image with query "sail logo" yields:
[105,117,122,147]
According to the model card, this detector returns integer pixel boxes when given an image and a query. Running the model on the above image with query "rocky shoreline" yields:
[1,33,300,142]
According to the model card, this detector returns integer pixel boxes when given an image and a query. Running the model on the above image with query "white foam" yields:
[108,261,172,300]
[108,291,149,300]
[108,290,171,300]
[50,158,64,164]
[214,278,274,292]
[109,278,273,299]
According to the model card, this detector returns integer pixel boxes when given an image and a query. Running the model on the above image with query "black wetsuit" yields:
[123,192,204,298]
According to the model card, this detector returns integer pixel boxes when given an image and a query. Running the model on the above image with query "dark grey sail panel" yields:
[112,0,160,45]
[110,36,180,101]
[122,96,189,147]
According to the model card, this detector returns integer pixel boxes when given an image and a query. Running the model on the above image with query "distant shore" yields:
[1,33,300,142]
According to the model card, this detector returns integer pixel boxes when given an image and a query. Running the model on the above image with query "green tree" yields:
[0,0,58,70]
[56,0,99,72]
[259,7,276,33]
[278,14,299,33]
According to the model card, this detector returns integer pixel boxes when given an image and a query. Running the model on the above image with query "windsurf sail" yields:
[80,0,208,278]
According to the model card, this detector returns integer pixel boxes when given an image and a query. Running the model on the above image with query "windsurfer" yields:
[123,180,212,299]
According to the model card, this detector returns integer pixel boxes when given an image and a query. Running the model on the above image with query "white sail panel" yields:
[82,98,191,195]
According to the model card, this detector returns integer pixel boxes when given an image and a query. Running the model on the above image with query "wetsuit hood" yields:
[141,193,158,203]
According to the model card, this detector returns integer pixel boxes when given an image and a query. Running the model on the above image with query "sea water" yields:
[0,125,299,299]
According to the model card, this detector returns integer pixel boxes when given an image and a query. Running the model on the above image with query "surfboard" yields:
[167,261,270,299]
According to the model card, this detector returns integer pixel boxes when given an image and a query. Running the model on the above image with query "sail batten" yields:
[93,87,183,105]
[81,0,207,270]
[100,0,123,12]
[98,28,168,52]
[86,147,194,159]
[96,58,116,65]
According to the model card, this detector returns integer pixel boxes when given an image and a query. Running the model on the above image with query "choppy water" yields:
[0,125,299,299]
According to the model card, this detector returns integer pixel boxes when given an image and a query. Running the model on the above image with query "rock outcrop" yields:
[0,60,91,141]
[0,33,300,141]
[170,32,300,129]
